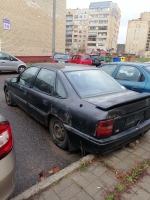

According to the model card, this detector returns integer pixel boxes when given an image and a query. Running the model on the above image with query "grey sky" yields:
[67,0,150,43]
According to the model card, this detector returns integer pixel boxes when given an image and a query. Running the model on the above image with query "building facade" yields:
[65,1,121,53]
[0,0,66,56]
[125,12,150,57]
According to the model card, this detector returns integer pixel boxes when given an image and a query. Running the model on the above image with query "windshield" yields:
[65,70,125,98]
[53,54,69,60]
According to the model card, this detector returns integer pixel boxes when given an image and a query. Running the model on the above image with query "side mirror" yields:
[11,77,18,83]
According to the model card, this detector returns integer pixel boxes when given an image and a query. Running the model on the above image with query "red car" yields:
[69,54,92,66]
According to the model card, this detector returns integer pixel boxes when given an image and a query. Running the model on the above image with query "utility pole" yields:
[52,0,56,55]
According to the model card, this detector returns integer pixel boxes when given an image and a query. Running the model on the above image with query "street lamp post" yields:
[52,0,56,55]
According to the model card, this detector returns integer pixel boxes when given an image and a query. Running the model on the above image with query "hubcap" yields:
[53,121,65,142]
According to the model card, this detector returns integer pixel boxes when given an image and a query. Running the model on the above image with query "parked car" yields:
[0,114,15,200]
[50,53,70,63]
[69,54,92,65]
[3,63,150,154]
[89,54,101,66]
[0,51,26,74]
[99,62,150,93]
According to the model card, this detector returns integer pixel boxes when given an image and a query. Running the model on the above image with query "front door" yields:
[10,67,39,112]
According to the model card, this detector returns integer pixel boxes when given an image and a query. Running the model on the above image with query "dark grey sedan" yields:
[3,63,150,154]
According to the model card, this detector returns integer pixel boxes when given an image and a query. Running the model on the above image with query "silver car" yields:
[0,114,15,200]
[0,51,26,73]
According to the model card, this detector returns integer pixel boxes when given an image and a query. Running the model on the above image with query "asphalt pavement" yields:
[0,72,81,197]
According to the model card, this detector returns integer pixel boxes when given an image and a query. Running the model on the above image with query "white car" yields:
[0,114,15,200]
[0,51,26,73]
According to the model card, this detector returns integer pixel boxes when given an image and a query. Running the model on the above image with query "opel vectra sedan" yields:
[3,63,150,154]
[0,51,26,74]
[0,114,15,200]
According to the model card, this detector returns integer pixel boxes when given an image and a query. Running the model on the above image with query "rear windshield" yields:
[100,64,118,75]
[65,70,125,98]
[53,54,69,60]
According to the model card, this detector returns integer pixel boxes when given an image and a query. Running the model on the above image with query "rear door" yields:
[27,68,55,124]
[114,65,147,92]
[81,55,92,65]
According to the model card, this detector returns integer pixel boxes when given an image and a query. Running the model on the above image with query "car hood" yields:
[84,90,150,111]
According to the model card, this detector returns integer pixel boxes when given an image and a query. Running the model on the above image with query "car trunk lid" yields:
[84,90,150,135]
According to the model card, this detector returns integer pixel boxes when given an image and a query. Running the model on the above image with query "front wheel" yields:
[18,66,26,74]
[5,88,15,106]
[49,117,68,149]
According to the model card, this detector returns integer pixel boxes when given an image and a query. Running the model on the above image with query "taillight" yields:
[51,59,56,63]
[96,119,114,138]
[0,121,13,160]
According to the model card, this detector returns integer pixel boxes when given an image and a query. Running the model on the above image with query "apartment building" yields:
[125,12,150,57]
[0,0,66,56]
[65,1,121,53]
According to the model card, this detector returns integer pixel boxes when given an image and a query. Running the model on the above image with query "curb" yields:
[10,154,95,200]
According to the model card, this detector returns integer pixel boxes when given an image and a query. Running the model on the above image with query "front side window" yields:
[116,66,141,82]
[33,69,55,95]
[100,64,117,76]
[0,52,11,60]
[19,67,38,87]
[65,70,124,98]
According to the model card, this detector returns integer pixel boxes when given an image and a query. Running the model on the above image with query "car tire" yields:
[18,66,26,74]
[49,117,68,149]
[5,88,15,106]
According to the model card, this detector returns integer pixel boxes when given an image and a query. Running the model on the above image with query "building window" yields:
[88,32,97,37]
[99,14,109,18]
[74,30,78,33]
[89,20,98,24]
[89,14,99,18]
[74,15,78,19]
[98,32,107,36]
[74,25,78,29]
[99,20,108,24]
[74,39,77,42]
[89,26,98,30]
[98,26,107,30]
[87,43,96,46]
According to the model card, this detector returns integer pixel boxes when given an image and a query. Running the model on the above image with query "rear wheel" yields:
[18,66,26,74]
[5,88,14,106]
[49,117,68,149]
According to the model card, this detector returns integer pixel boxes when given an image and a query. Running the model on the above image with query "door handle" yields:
[132,86,138,90]
[43,100,48,105]
[2,62,5,63]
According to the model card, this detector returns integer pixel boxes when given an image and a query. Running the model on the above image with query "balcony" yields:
[66,22,73,25]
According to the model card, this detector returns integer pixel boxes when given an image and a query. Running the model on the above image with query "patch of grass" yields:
[136,58,150,63]
[142,162,149,169]
[52,180,59,186]
[80,162,88,172]
[104,162,110,167]
[106,193,115,200]
[116,183,125,191]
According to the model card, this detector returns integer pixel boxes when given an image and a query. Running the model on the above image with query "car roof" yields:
[102,62,150,67]
[31,62,97,72]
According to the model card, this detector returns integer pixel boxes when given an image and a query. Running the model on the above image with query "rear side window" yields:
[100,64,117,75]
[19,67,38,87]
[55,76,67,98]
[33,68,55,95]
[116,66,141,82]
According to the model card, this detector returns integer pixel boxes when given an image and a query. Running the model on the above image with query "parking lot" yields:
[0,72,81,197]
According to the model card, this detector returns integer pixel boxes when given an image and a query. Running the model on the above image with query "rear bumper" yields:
[0,148,15,200]
[65,119,150,154]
